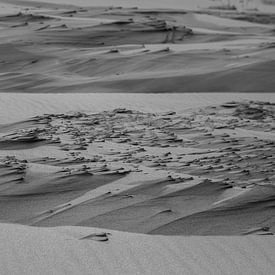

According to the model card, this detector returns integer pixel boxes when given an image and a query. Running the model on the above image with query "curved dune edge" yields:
[0,222,274,275]
[0,0,275,94]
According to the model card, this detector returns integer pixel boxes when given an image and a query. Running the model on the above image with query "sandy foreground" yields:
[0,0,275,274]
[0,223,274,275]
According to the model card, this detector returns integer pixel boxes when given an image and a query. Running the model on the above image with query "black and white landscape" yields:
[0,0,274,274]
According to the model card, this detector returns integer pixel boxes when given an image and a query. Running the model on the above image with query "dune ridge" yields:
[0,0,274,93]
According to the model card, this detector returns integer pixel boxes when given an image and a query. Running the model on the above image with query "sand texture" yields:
[0,223,274,275]
[0,0,275,274]
[0,101,274,236]
[0,0,275,93]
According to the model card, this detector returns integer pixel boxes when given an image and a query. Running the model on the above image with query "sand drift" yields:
[0,0,275,93]
[0,101,274,235]
[0,0,275,273]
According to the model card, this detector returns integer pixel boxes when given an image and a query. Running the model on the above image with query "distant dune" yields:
[10,0,275,11]
[0,1,274,274]
[0,0,274,93]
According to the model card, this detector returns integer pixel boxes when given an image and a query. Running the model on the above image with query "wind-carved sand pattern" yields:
[0,101,274,236]
[0,0,275,93]
[0,0,275,273]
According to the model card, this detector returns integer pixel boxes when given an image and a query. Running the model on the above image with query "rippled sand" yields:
[0,0,275,274]
[1,100,274,235]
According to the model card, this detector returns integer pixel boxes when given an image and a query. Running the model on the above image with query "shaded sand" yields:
[0,223,274,275]
[0,101,274,236]
[0,0,274,93]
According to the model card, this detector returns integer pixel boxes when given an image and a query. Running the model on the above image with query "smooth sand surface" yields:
[11,0,275,12]
[0,93,275,123]
[0,0,216,10]
[0,223,275,275]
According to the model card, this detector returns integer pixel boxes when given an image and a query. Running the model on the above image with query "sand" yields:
[0,100,274,235]
[10,0,275,12]
[0,223,274,275]
[0,0,274,93]
[0,0,275,274]
[0,93,275,124]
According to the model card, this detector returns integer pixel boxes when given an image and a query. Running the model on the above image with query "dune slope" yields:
[0,101,274,236]
[0,223,274,275]
[0,0,274,93]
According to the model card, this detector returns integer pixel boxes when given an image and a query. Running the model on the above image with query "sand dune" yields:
[0,0,275,273]
[10,0,275,12]
[0,101,274,236]
[1,93,274,124]
[0,0,274,93]
[0,223,274,275]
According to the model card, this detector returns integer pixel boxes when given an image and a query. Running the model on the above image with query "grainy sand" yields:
[0,223,274,275]
[0,0,274,93]
[0,100,274,235]
[0,93,275,123]
[0,0,275,274]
